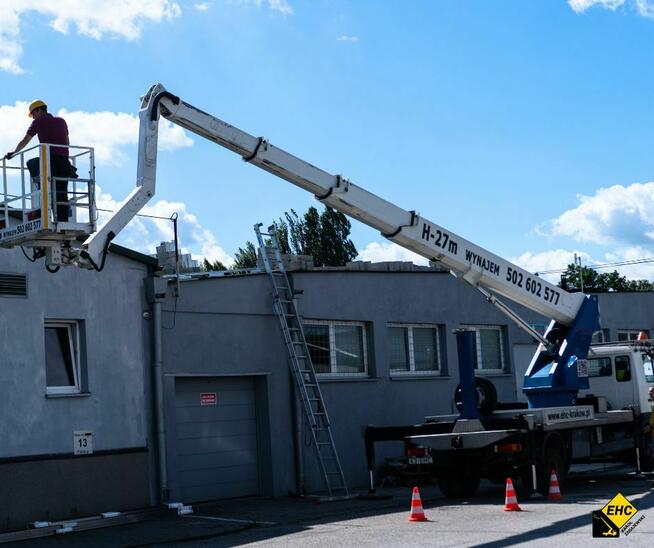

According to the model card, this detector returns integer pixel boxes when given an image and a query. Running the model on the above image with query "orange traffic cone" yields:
[408,486,428,522]
[503,478,522,511]
[547,469,563,501]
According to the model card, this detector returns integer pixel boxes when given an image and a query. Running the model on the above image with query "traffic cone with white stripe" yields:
[408,486,428,522]
[547,469,562,501]
[503,478,522,511]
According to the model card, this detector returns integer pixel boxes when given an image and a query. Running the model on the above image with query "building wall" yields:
[2,247,650,524]
[0,248,153,531]
[161,275,292,500]
[596,292,654,338]
[165,269,611,497]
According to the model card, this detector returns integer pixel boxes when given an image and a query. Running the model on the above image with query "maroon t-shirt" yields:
[27,113,69,157]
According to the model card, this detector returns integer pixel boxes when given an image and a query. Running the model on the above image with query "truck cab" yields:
[582,341,654,412]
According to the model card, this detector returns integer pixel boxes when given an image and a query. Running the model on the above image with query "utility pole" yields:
[574,253,585,294]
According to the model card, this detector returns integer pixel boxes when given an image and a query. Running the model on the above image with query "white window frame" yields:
[591,328,610,344]
[617,329,649,342]
[388,323,441,376]
[462,324,506,374]
[304,319,368,377]
[45,320,81,395]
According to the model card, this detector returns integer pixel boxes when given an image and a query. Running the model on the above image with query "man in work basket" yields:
[4,99,76,221]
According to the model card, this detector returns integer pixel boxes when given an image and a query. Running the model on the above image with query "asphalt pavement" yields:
[6,465,653,547]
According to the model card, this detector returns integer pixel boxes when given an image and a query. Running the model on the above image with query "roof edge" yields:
[109,243,159,268]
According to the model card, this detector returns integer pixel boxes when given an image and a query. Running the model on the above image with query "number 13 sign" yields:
[74,431,93,455]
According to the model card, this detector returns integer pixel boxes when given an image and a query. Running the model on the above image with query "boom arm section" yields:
[82,83,597,407]
[90,84,583,324]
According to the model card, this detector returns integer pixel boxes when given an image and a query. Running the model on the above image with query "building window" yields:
[591,329,610,344]
[304,323,331,374]
[463,325,506,373]
[615,356,631,382]
[587,357,612,377]
[388,324,441,375]
[304,320,368,376]
[617,329,649,342]
[45,321,81,395]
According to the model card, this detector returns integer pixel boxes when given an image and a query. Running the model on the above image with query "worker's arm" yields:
[4,133,33,160]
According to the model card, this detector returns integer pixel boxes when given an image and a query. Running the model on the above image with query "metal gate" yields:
[174,377,260,502]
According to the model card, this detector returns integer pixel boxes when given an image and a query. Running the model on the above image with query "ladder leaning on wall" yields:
[254,224,349,499]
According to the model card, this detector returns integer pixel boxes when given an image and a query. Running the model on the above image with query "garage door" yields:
[175,377,259,502]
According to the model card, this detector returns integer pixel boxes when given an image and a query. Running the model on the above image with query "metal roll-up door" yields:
[175,377,259,502]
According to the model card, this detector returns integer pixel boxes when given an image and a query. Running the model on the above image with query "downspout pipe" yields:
[292,383,306,495]
[147,277,169,503]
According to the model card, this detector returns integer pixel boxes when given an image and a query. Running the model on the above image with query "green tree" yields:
[559,264,653,292]
[625,278,654,291]
[202,258,227,272]
[318,206,357,266]
[211,206,358,270]
[267,206,357,266]
[233,241,258,269]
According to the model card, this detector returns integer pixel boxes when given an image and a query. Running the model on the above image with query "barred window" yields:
[591,329,610,344]
[388,324,441,375]
[304,320,368,376]
[462,325,506,373]
[617,329,649,342]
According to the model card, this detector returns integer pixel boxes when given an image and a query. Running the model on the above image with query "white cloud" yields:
[549,182,654,246]
[195,2,211,11]
[337,35,358,42]
[568,0,654,17]
[635,0,654,16]
[511,249,590,282]
[0,1,181,74]
[356,241,428,265]
[568,0,625,12]
[603,246,654,279]
[511,247,654,282]
[96,185,233,265]
[0,101,193,166]
[236,0,293,15]
[263,0,293,15]
[518,180,654,283]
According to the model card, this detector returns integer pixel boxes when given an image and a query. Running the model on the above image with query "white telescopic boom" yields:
[85,84,584,325]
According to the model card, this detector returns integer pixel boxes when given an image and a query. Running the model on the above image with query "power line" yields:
[537,257,654,275]
[96,207,175,221]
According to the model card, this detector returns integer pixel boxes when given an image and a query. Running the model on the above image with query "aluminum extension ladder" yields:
[254,224,349,499]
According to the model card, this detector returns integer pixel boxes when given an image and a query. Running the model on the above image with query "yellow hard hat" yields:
[28,99,47,117]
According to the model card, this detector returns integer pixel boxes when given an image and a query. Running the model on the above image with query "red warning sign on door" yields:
[200,392,217,406]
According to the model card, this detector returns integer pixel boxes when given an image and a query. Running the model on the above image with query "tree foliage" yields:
[205,206,358,270]
[558,264,653,292]
[202,258,227,272]
[270,206,357,267]
[233,241,258,269]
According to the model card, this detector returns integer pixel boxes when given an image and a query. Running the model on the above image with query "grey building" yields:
[0,245,157,532]
[2,250,652,531]
[158,262,654,503]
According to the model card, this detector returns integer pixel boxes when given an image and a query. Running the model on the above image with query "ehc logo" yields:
[592,493,645,538]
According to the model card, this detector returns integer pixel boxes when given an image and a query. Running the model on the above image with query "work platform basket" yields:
[0,143,97,249]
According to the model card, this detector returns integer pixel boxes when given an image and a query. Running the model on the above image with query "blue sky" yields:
[1,0,653,279]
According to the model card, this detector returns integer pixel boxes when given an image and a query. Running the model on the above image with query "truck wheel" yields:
[438,471,480,498]
[638,435,654,472]
[514,467,536,496]
[454,377,498,417]
[537,442,566,496]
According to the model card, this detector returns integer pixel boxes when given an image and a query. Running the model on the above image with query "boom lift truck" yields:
[2,84,652,497]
